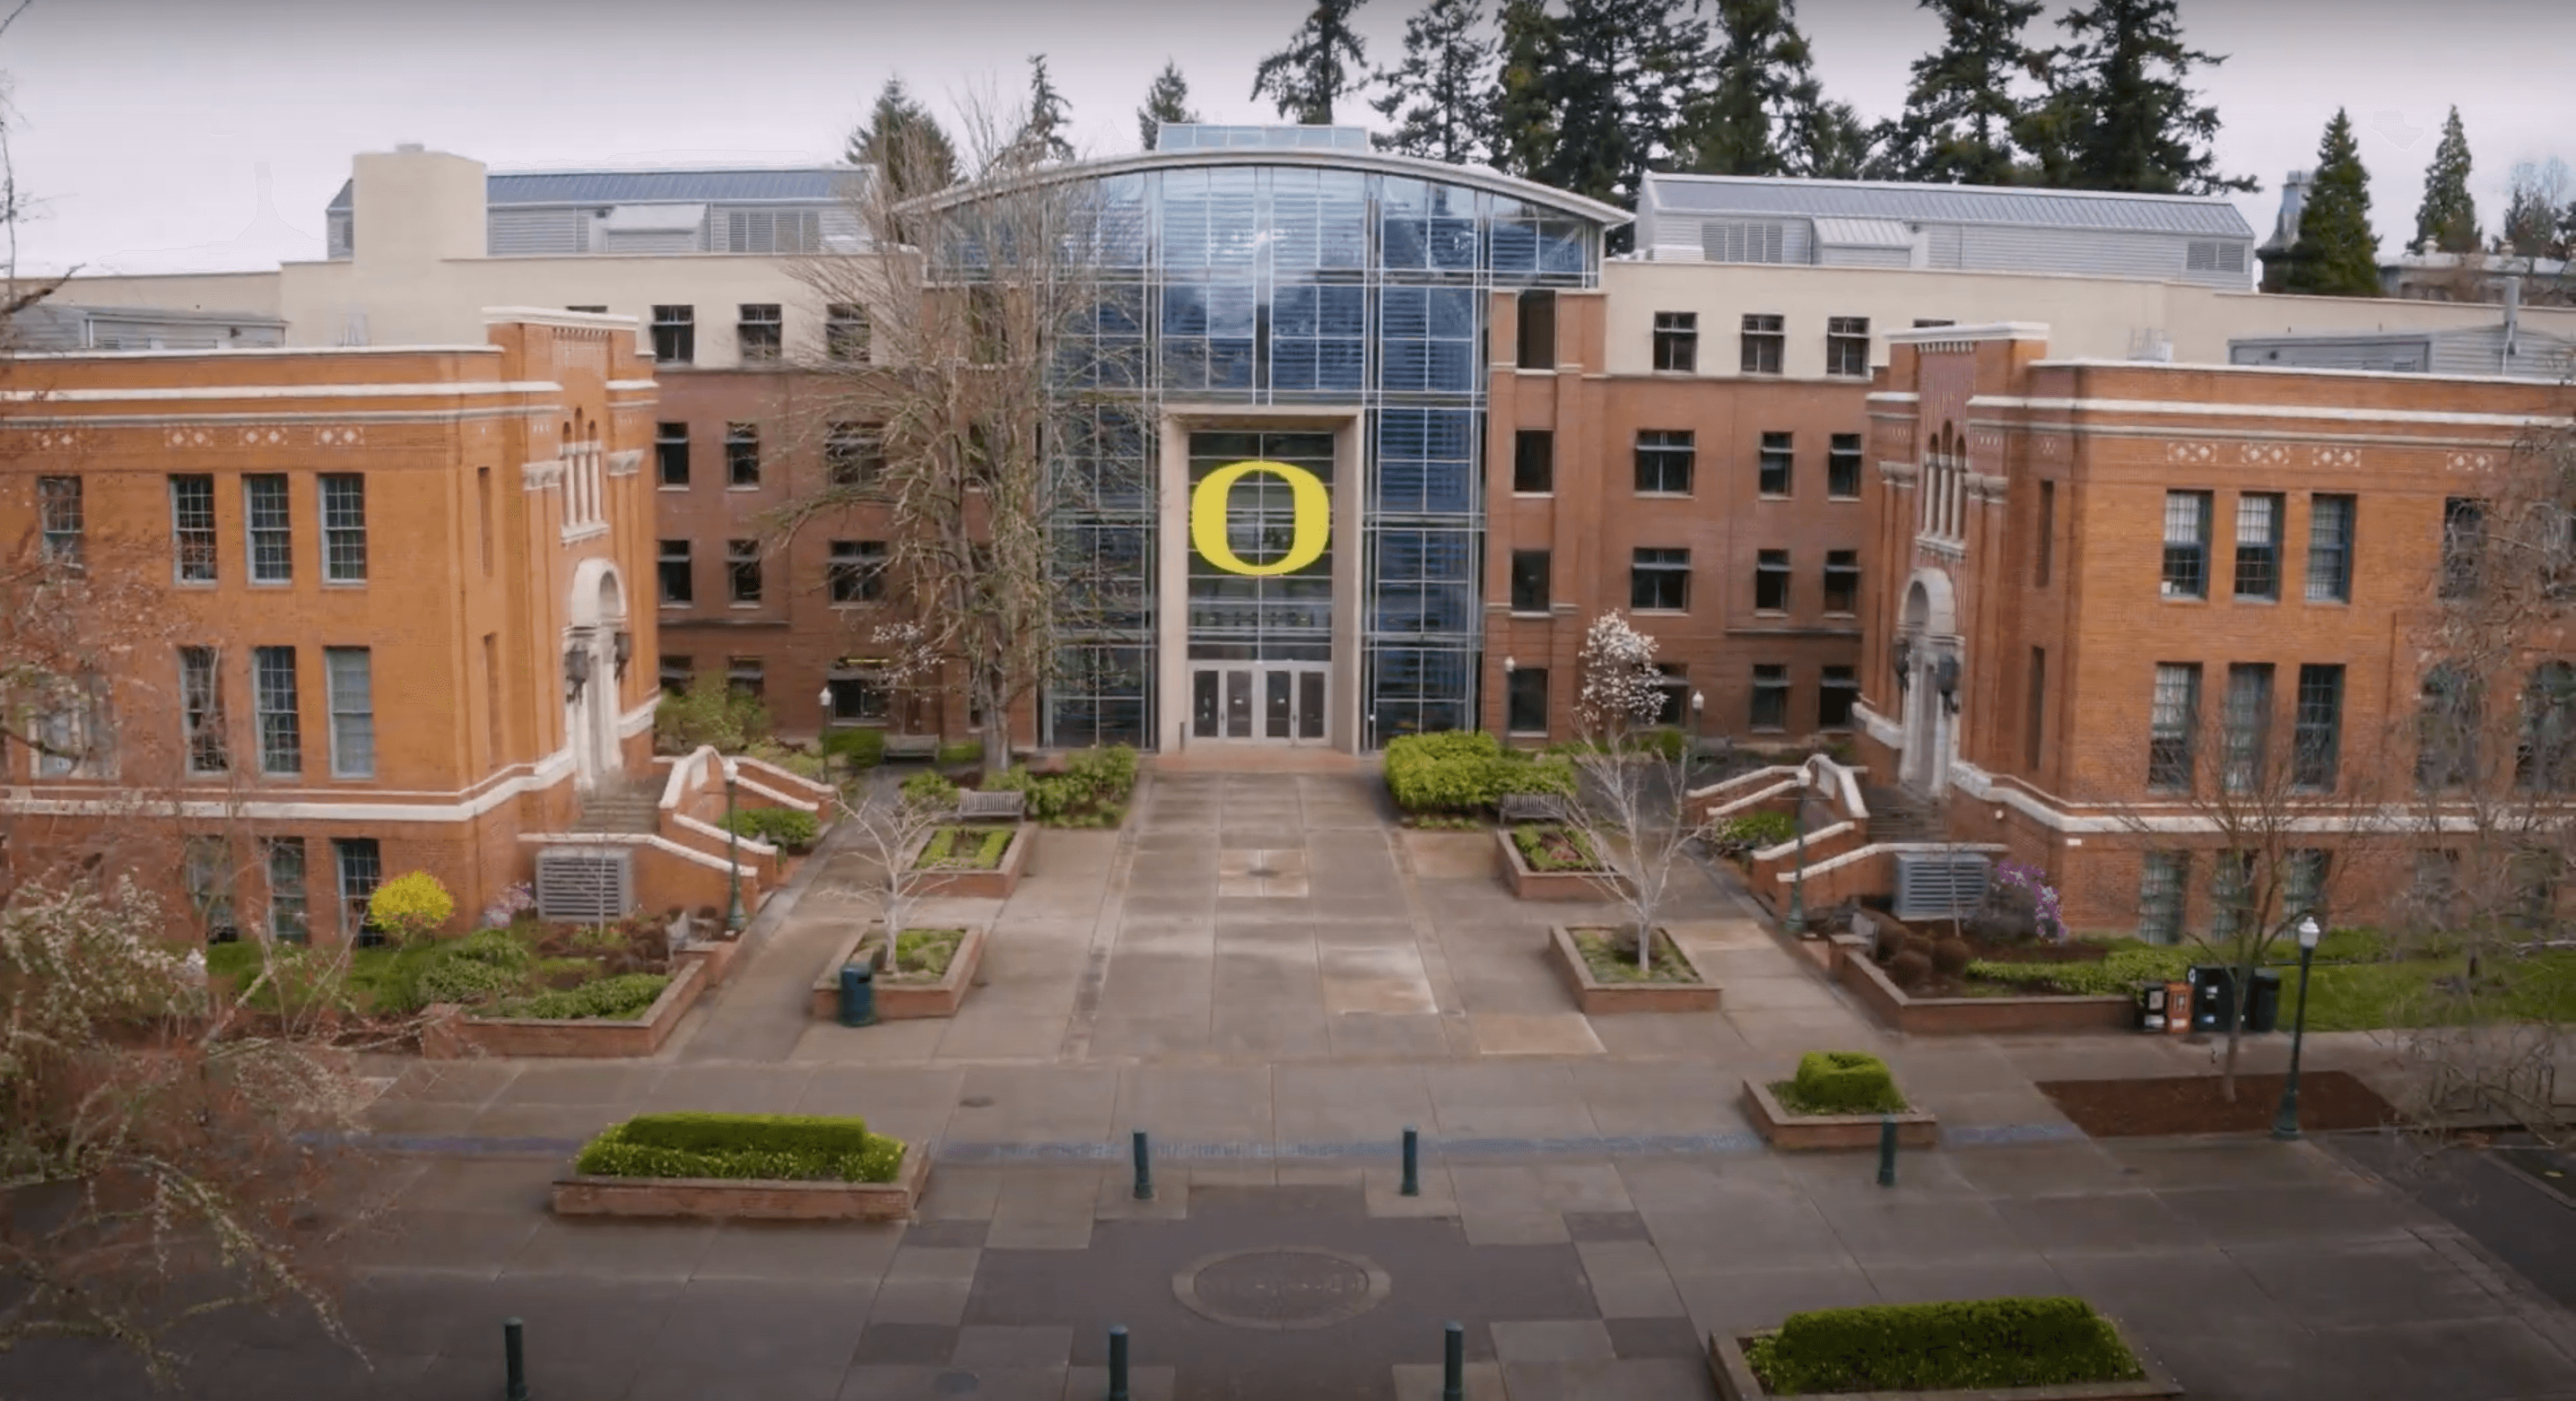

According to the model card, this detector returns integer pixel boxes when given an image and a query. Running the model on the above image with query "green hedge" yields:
[936,739,985,768]
[575,1112,904,1184]
[720,806,822,850]
[1965,944,2194,996]
[821,727,887,770]
[619,1111,876,1156]
[985,744,1138,825]
[920,826,1011,869]
[1788,1050,1904,1115]
[1384,731,1574,814]
[1745,1297,2143,1395]
[481,971,671,1021]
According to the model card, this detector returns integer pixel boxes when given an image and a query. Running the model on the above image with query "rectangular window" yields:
[2418,663,2480,789]
[2208,850,2255,942]
[185,836,237,941]
[659,654,692,697]
[1824,316,1870,377]
[252,645,301,776]
[2284,848,2328,923]
[334,838,382,946]
[265,837,309,944]
[2305,493,2354,602]
[650,305,694,364]
[324,647,374,779]
[657,539,693,605]
[1740,313,1784,374]
[727,539,763,604]
[2233,492,2282,600]
[1758,431,1793,497]
[726,422,760,487]
[1653,663,1689,727]
[1512,430,1553,493]
[2441,497,2485,598]
[728,657,765,700]
[2222,663,2274,793]
[31,675,108,779]
[2025,646,2047,769]
[38,475,83,566]
[737,302,782,361]
[1507,666,1549,735]
[242,474,292,583]
[319,474,367,582]
[1516,289,1555,370]
[1750,664,1789,731]
[2138,851,2189,944]
[2161,490,2211,599]
[826,673,890,723]
[828,540,887,604]
[1631,547,1689,612]
[1634,430,1693,494]
[1823,550,1859,614]
[1754,549,1790,613]
[1509,549,1551,613]
[2293,664,2344,790]
[825,302,872,361]
[826,422,884,488]
[2147,662,2200,789]
[179,645,228,776]
[170,474,216,583]
[1651,311,1697,372]
[1820,666,1858,730]
[656,422,690,486]
[1827,433,1862,500]
[2035,480,2056,586]
[2521,663,2576,792]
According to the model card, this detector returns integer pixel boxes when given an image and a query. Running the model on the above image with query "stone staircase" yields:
[1862,785,1943,844]
[574,779,662,835]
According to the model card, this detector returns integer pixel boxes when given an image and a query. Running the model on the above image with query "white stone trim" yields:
[5,406,564,430]
[1754,820,1857,863]
[1,380,563,405]
[1853,700,1902,749]
[2029,356,2576,388]
[514,830,748,875]
[674,810,779,858]
[1965,394,2573,430]
[1966,472,2011,502]
[1884,322,2052,346]
[1784,840,2010,882]
[561,523,610,544]
[605,448,644,476]
[522,459,565,490]
[3,748,575,822]
[1865,391,1920,405]
[619,695,660,737]
[482,306,640,331]
[606,379,659,392]
[1878,460,1918,483]
[16,345,502,360]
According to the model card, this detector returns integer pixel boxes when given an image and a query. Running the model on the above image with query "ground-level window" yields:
[1750,665,1788,731]
[1820,666,1858,729]
[660,655,692,697]
[1507,667,1549,735]
[335,838,383,946]
[266,837,309,944]
[828,672,892,723]
[2138,851,2188,944]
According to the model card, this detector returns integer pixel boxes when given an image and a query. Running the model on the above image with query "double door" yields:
[1191,663,1327,744]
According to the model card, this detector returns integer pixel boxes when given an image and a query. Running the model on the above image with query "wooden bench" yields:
[1499,793,1572,824]
[955,789,1026,822]
[882,735,941,761]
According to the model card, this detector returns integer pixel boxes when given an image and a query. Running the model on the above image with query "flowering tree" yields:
[1988,860,2068,944]
[1563,613,1703,973]
[1575,611,1667,740]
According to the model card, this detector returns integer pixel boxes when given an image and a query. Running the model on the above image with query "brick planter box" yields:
[909,822,1034,901]
[551,1141,930,1223]
[810,924,988,1021]
[421,961,706,1060]
[675,934,745,990]
[1547,924,1721,1014]
[1837,947,2135,1036]
[1707,1319,2182,1401]
[1742,1076,1939,1151]
[1498,827,1623,901]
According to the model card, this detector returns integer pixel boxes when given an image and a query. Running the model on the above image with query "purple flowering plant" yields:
[1990,860,2068,944]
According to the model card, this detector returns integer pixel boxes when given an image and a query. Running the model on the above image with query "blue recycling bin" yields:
[838,962,876,1027]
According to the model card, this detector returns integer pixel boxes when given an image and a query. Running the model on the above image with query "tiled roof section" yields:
[325,167,858,212]
[1645,173,2255,239]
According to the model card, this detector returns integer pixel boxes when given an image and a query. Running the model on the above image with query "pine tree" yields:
[1528,0,1709,207]
[1138,61,1199,150]
[2413,107,2479,254]
[2500,159,2573,259]
[846,76,960,202]
[1682,0,1868,179]
[1371,0,1497,165]
[1251,0,1371,126]
[2030,0,2251,195]
[1008,56,1075,167]
[2283,109,2380,298]
[1882,0,2045,186]
[1489,0,1562,182]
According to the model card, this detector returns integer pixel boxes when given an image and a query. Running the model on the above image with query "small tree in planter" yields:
[1564,612,1706,974]
[831,775,953,968]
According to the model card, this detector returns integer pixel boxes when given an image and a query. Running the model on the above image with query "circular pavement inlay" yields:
[1172,1247,1390,1331]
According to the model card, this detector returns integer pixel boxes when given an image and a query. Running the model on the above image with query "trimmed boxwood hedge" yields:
[1744,1296,2144,1395]
[1785,1050,1905,1116]
[575,1112,906,1184]
[1383,731,1574,814]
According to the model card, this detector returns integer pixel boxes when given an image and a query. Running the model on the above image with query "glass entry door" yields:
[1191,664,1327,744]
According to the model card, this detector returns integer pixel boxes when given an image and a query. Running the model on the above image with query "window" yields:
[2520,662,2576,792]
[1825,316,1870,377]
[1651,311,1697,371]
[324,648,374,779]
[240,474,292,584]
[2283,848,2329,923]
[2035,480,2055,586]
[1740,314,1784,374]
[1512,430,1553,493]
[2293,664,2344,790]
[178,646,229,775]
[1757,431,1792,497]
[1654,663,1690,727]
[1754,549,1790,613]
[657,539,693,605]
[2138,851,2189,944]
[1634,430,1693,494]
[1509,549,1551,613]
[725,423,760,486]
[2161,490,2211,598]
[334,838,382,946]
[265,838,309,944]
[826,673,891,723]
[2208,850,2254,941]
[727,657,765,700]
[1750,665,1789,731]
[825,422,883,488]
[651,305,694,364]
[170,474,216,582]
[737,303,781,361]
[828,541,887,604]
[252,646,300,776]
[185,836,237,942]
[1516,289,1555,370]
[1821,666,1858,730]
[2233,492,2282,600]
[2417,662,2480,789]
[2147,662,2200,789]
[1631,547,1689,612]
[659,655,692,697]
[2306,493,2354,602]
[1828,433,1862,500]
[2025,647,2047,768]
[727,539,763,604]
[2441,497,2485,598]
[2411,849,2462,921]
[1823,550,1859,614]
[825,302,872,361]
[38,476,82,566]
[656,422,690,486]
[2222,663,2274,793]
[1507,666,1549,734]
[32,676,109,779]
[319,474,367,582]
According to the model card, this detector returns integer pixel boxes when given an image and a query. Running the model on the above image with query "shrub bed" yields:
[821,727,886,770]
[1742,1297,2144,1396]
[1710,810,1797,860]
[719,806,822,852]
[1775,1050,1905,1117]
[1571,927,1698,984]
[873,927,966,981]
[1384,731,1573,817]
[918,826,1012,870]
[204,914,672,1022]
[1513,823,1605,873]
[987,744,1138,827]
[575,1113,906,1184]
[483,971,672,1021]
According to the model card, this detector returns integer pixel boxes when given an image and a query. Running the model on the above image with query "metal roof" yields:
[325,167,860,212]
[1644,173,2253,239]
[923,147,1631,228]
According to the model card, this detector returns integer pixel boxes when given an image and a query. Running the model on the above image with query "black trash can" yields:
[2187,964,2237,1034]
[2244,969,2283,1033]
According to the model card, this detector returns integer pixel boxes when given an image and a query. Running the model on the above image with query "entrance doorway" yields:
[1191,663,1327,743]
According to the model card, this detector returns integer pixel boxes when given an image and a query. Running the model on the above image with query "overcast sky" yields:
[9,0,2572,277]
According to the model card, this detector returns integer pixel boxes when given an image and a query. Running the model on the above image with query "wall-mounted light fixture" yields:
[1935,654,1962,716]
[564,645,593,699]
[612,631,633,682]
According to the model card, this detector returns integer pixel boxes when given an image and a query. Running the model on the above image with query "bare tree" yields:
[1562,613,1703,972]
[826,779,950,962]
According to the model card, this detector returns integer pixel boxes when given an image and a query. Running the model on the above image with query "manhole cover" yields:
[959,1095,996,1109]
[1247,866,1279,879]
[1173,1247,1388,1331]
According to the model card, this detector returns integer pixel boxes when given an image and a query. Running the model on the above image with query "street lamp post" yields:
[1783,765,1810,937]
[2271,913,2324,1141]
[722,757,747,934]
[817,683,836,779]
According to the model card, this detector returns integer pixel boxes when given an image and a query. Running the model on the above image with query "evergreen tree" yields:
[846,76,960,201]
[1529,0,1709,207]
[2499,159,2573,259]
[1882,0,2045,186]
[2283,109,2379,297]
[1138,61,1199,150]
[2029,0,2251,195]
[1682,0,1867,179]
[1371,0,1497,165]
[1803,100,1884,180]
[1008,56,1075,166]
[1489,0,1562,181]
[2413,107,2479,254]
[1251,0,1371,125]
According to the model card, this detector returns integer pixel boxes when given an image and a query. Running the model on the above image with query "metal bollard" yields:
[837,962,876,1028]
[504,1317,529,1401]
[1876,1113,1898,1188]
[1107,1324,1131,1401]
[1441,1319,1465,1401]
[1400,1126,1420,1197]
[1132,1129,1153,1201]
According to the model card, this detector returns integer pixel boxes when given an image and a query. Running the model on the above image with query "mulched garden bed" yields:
[2038,1072,2398,1137]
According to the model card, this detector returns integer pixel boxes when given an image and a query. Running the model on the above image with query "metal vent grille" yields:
[534,847,634,922]
[1702,220,1787,265]
[1893,853,1990,922]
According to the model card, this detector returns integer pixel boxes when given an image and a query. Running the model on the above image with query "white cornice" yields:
[523,459,564,490]
[4,406,563,429]
[4,748,574,822]
[1884,322,2050,345]
[0,380,564,405]
[483,306,640,331]
[1966,395,2571,430]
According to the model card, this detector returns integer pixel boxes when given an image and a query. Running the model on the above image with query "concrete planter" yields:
[551,1141,930,1223]
[909,822,1034,901]
[810,924,988,1021]
[674,933,745,990]
[1546,924,1721,1014]
[1707,1319,2182,1401]
[1499,826,1622,901]
[1837,946,2135,1036]
[1741,1076,1939,1151]
[421,961,706,1060]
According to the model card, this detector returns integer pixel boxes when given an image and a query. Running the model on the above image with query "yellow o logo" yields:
[1189,460,1330,577]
